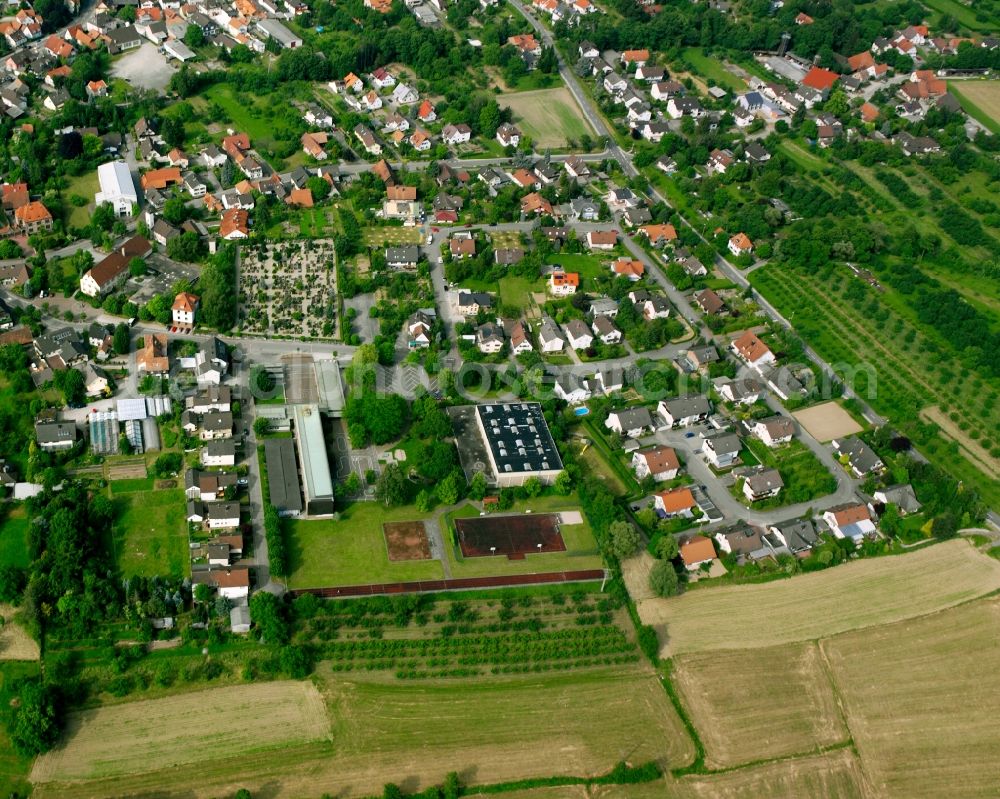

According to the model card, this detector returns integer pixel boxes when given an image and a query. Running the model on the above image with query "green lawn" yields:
[443,494,605,579]
[110,477,156,494]
[499,275,540,310]
[111,489,189,578]
[0,507,30,570]
[200,83,279,146]
[743,438,838,506]
[922,0,998,31]
[286,503,445,589]
[64,170,101,228]
[681,48,746,93]
[546,253,609,286]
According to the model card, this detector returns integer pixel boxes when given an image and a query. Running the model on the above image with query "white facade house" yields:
[95,160,137,216]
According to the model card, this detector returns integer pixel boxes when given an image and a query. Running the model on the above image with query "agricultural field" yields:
[109,488,189,578]
[638,539,1000,656]
[286,503,445,588]
[34,665,693,799]
[31,681,330,785]
[823,597,1000,798]
[750,263,1000,509]
[672,642,847,768]
[498,88,593,148]
[949,80,1000,134]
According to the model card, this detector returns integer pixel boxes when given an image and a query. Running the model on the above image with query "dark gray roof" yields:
[263,437,303,513]
[476,402,563,475]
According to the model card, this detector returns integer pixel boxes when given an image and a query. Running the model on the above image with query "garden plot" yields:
[239,240,338,339]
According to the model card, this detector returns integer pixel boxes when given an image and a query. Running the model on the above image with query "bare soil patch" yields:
[384,520,432,561]
[792,401,863,442]
[0,605,39,661]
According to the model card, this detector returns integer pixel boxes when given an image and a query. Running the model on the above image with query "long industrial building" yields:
[263,437,303,516]
[292,403,335,515]
[95,160,138,216]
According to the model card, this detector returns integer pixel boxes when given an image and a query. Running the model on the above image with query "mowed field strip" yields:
[31,681,330,784]
[949,81,1000,134]
[0,605,39,661]
[824,597,1000,798]
[672,643,847,768]
[498,88,593,147]
[639,540,1000,656]
[33,665,692,799]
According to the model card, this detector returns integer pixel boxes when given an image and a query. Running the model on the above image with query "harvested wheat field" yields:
[31,681,330,784]
[672,642,847,768]
[34,665,693,799]
[639,540,1000,656]
[0,606,39,661]
[824,597,1000,797]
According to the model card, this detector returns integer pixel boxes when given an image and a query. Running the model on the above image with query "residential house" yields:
[632,445,679,481]
[694,289,726,316]
[549,271,579,296]
[752,416,795,447]
[684,345,719,371]
[35,420,78,451]
[767,518,819,555]
[391,83,418,104]
[640,224,677,246]
[731,330,775,368]
[655,487,698,518]
[507,319,532,354]
[586,230,617,250]
[679,535,716,570]
[728,232,754,257]
[591,315,621,345]
[494,247,525,266]
[657,395,711,427]
[538,317,565,353]
[715,524,769,560]
[442,123,472,145]
[553,373,596,404]
[605,406,654,438]
[202,439,237,467]
[136,334,169,374]
[823,502,876,543]
[589,297,619,318]
[832,436,884,477]
[455,291,492,316]
[188,385,232,414]
[496,123,521,148]
[702,431,741,468]
[172,291,199,328]
[386,245,419,269]
[406,310,435,349]
[476,322,505,354]
[873,484,922,515]
[743,468,783,502]
[564,318,593,350]
[13,201,52,234]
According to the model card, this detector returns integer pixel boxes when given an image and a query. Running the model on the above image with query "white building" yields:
[95,160,138,216]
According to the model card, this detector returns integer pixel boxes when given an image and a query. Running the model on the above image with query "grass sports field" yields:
[673,642,847,768]
[33,665,693,799]
[286,503,445,588]
[31,681,330,785]
[498,88,593,148]
[949,80,1000,134]
[110,489,189,578]
[639,539,1000,656]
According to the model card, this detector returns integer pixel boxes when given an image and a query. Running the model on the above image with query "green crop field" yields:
[110,489,189,578]
[286,503,445,588]
[949,81,1000,134]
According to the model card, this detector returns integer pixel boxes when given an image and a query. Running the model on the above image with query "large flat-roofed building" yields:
[474,402,563,487]
[95,160,138,216]
[263,437,303,516]
[292,404,334,515]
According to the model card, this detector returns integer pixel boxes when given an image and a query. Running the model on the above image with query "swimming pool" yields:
[573,407,590,416]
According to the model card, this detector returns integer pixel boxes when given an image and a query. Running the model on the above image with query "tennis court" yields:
[455,513,566,560]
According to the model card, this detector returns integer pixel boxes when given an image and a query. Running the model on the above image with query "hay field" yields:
[950,81,1000,133]
[31,681,330,784]
[639,540,1000,656]
[34,665,693,799]
[792,401,862,442]
[672,643,847,768]
[498,88,593,148]
[0,606,39,661]
[824,597,1000,797]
